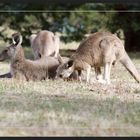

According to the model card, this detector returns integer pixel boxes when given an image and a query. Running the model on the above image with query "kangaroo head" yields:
[0,33,23,61]
[0,45,11,61]
[56,59,75,79]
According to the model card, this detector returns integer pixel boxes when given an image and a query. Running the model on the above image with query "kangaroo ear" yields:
[67,59,74,68]
[100,38,110,48]
[57,54,63,64]
[12,33,23,46]
[29,34,37,45]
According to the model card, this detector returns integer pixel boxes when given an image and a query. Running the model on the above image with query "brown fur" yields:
[56,55,79,81]
[2,33,60,81]
[29,30,60,59]
[0,47,78,81]
[0,34,77,81]
[0,46,11,61]
[57,32,140,84]
[0,31,60,79]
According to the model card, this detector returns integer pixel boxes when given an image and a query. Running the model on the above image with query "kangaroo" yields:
[1,33,61,81]
[0,48,78,80]
[56,32,140,84]
[0,35,78,81]
[29,30,60,59]
[56,55,79,81]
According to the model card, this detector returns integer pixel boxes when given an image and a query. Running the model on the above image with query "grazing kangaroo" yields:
[56,56,79,81]
[0,33,61,81]
[29,30,60,59]
[56,32,140,84]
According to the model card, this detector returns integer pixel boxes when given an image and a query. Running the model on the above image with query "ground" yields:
[0,41,139,136]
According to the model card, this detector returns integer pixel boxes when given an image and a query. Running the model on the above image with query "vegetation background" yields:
[0,3,140,51]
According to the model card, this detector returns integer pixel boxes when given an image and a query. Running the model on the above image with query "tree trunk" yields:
[124,29,140,52]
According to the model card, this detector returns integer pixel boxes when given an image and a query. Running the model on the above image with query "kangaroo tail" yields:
[120,51,140,83]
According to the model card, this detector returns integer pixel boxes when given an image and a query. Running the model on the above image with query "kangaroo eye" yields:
[4,50,8,53]
[65,64,69,69]
[38,53,41,58]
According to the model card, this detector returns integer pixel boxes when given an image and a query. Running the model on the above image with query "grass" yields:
[0,42,140,136]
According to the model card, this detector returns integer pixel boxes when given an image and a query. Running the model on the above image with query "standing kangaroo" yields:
[0,33,61,81]
[29,30,60,59]
[56,32,140,84]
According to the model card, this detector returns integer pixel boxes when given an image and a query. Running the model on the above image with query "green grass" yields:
[0,42,140,136]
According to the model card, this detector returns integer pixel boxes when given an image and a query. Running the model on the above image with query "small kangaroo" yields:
[1,33,60,81]
[56,55,79,81]
[56,32,140,84]
[29,30,60,59]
